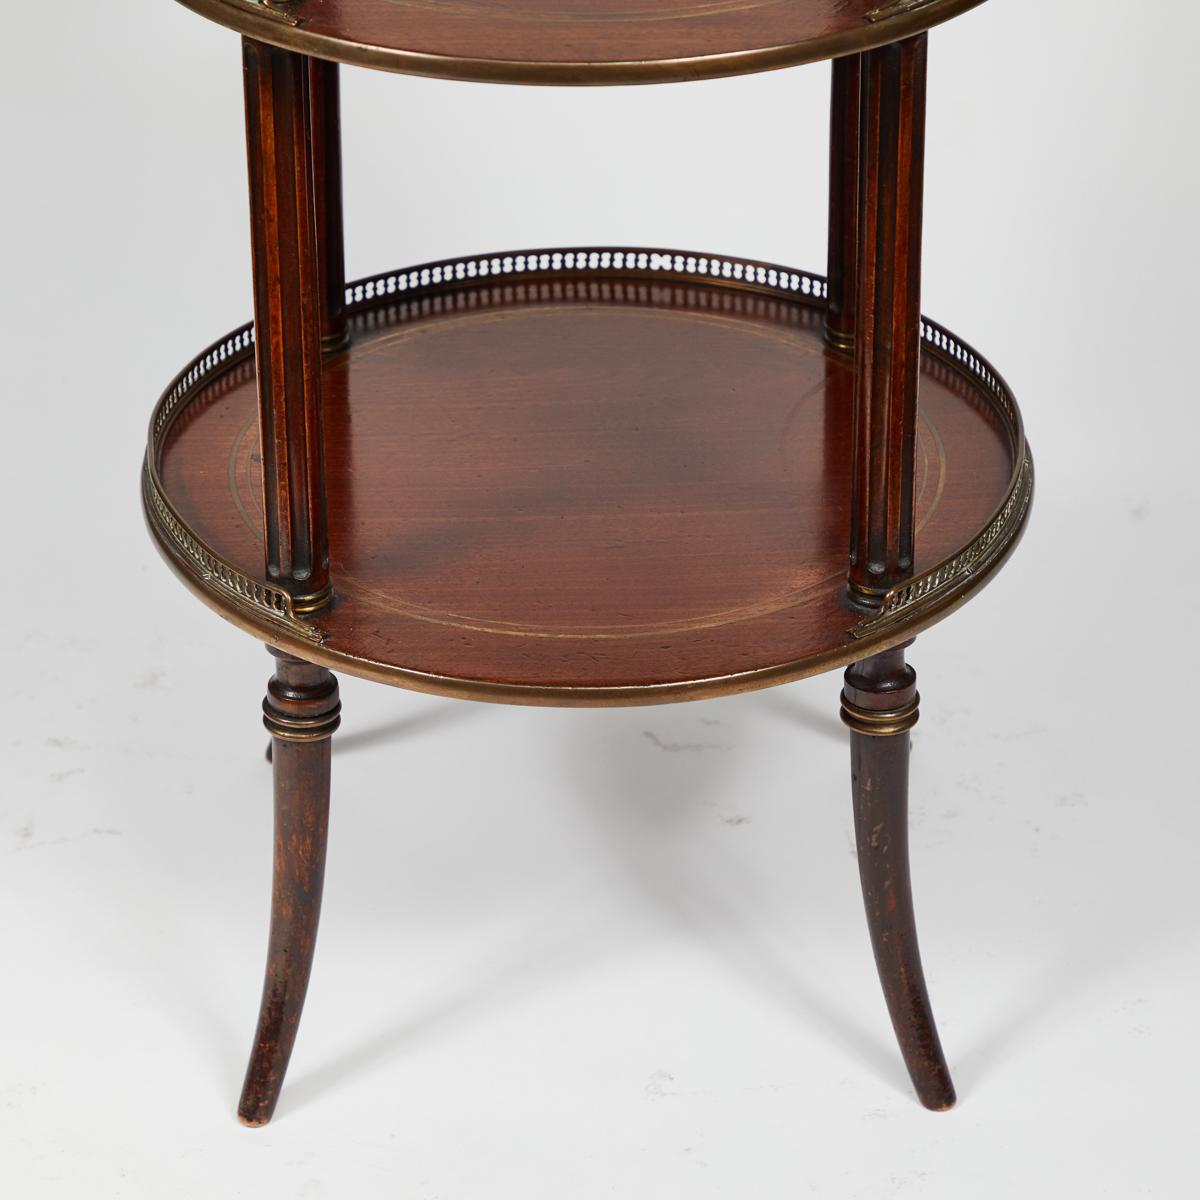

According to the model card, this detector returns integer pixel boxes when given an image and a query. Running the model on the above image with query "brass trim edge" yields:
[289,583,335,616]
[839,694,920,737]
[262,699,343,742]
[176,0,988,86]
[320,327,352,354]
[824,325,855,353]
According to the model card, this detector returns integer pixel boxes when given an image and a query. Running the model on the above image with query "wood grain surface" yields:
[156,273,1015,695]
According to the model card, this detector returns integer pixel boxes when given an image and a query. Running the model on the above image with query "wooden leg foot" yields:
[841,645,956,1111]
[238,649,340,1127]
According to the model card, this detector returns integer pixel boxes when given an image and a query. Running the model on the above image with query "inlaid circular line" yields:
[225,302,949,640]
[147,247,1024,698]
[317,414,945,640]
[383,0,796,26]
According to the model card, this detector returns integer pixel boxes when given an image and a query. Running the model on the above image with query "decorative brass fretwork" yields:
[143,464,321,641]
[144,324,323,642]
[852,452,1032,635]
[852,315,1032,637]
[145,247,1027,655]
[344,249,827,312]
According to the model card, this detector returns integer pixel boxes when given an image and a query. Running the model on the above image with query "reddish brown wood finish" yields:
[156,276,1016,697]
[243,37,332,614]
[239,649,341,1127]
[848,34,928,608]
[308,57,349,353]
[841,644,955,1111]
[142,0,1021,1131]
[174,0,989,84]
[826,53,861,352]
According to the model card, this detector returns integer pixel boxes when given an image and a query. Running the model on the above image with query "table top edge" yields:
[173,0,989,84]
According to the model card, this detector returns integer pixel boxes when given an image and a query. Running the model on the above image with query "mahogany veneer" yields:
[145,0,1029,1129]
[149,256,1024,702]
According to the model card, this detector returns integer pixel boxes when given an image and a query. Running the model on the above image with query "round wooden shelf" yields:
[143,247,1031,705]
[175,0,988,84]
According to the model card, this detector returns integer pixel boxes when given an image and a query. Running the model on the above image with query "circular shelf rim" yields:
[143,245,1032,707]
[173,0,989,85]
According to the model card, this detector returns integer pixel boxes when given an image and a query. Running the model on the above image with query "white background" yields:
[3,1,1198,1196]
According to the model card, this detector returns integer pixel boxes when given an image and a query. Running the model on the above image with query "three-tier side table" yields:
[145,0,1031,1125]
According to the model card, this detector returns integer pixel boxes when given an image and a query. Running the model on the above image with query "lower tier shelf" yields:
[143,248,1031,705]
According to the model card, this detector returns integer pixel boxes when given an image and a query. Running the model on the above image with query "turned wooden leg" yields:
[239,648,341,1127]
[841,644,955,1111]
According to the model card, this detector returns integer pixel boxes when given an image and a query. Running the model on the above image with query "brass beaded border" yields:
[851,318,1032,637]
[143,323,325,643]
[143,245,1029,680]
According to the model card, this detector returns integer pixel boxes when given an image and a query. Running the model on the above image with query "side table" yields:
[145,0,1031,1124]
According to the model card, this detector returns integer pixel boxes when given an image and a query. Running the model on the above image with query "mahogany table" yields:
[144,0,1031,1125]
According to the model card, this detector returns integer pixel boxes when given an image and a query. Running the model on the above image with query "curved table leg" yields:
[238,648,341,1126]
[841,645,956,1111]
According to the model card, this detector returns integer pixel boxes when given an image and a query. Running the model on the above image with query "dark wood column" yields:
[825,53,861,352]
[847,35,928,609]
[308,57,349,353]
[243,37,332,615]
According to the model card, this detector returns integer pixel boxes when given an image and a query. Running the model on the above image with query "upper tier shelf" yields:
[176,0,987,84]
[143,247,1031,706]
